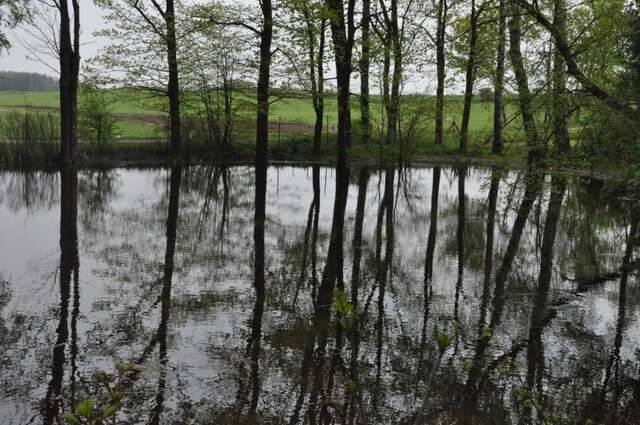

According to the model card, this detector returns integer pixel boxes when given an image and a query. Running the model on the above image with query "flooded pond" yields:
[0,164,639,424]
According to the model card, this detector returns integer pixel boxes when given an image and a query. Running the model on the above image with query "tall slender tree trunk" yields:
[326,0,356,157]
[382,39,391,142]
[459,0,479,152]
[552,0,570,154]
[359,0,371,144]
[223,77,232,145]
[493,0,507,154]
[256,0,273,171]
[59,0,80,166]
[165,0,181,156]
[434,0,447,145]
[304,12,325,157]
[387,0,401,145]
[508,1,545,165]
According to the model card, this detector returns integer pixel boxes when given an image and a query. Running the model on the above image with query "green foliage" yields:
[432,324,451,354]
[478,88,494,103]
[63,362,138,425]
[332,288,356,331]
[577,103,640,170]
[0,110,59,144]
[332,288,354,317]
[0,0,31,52]
[78,87,118,149]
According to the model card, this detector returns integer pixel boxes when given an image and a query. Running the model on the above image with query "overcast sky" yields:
[1,1,465,94]
[3,1,105,76]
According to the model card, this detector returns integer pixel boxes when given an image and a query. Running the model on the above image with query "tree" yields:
[183,7,252,147]
[359,0,372,144]
[278,0,328,156]
[551,0,570,154]
[508,0,545,165]
[377,0,416,145]
[0,0,31,52]
[325,0,356,158]
[256,0,273,171]
[492,0,506,154]
[78,87,117,150]
[458,0,488,152]
[516,0,640,125]
[58,0,80,166]
[434,0,448,145]
[94,0,184,156]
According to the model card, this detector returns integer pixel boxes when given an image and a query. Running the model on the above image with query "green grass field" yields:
[0,90,162,115]
[1,89,576,149]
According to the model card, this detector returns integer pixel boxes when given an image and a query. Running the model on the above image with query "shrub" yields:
[78,87,117,149]
[0,110,59,164]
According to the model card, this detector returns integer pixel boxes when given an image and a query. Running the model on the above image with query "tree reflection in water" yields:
[0,164,639,424]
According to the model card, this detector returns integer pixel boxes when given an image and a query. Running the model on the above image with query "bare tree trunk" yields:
[166,0,181,156]
[302,10,326,157]
[256,0,273,171]
[359,0,371,144]
[326,0,356,158]
[434,0,448,145]
[388,0,401,146]
[379,0,401,145]
[382,38,391,142]
[508,1,545,166]
[459,0,479,152]
[492,0,506,154]
[223,77,232,145]
[59,0,80,166]
[551,0,570,154]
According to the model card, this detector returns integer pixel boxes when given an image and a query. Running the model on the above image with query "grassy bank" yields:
[0,89,615,174]
[0,89,584,141]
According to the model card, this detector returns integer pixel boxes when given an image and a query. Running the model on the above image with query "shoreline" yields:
[0,139,634,183]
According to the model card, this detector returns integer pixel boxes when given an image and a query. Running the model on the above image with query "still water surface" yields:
[0,164,638,424]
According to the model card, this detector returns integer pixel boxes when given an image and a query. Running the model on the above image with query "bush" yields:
[478,87,494,103]
[0,110,59,144]
[577,103,640,169]
[0,110,59,164]
[78,87,118,149]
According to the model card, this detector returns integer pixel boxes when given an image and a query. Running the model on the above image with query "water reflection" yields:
[0,164,639,424]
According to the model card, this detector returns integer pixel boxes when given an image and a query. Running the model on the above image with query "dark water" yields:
[0,164,639,425]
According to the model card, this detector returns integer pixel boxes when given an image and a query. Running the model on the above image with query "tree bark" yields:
[326,0,356,157]
[59,0,80,166]
[388,0,401,145]
[551,0,570,154]
[459,0,479,152]
[359,0,371,144]
[165,0,181,156]
[256,0,273,171]
[434,0,448,145]
[508,1,545,166]
[492,0,506,154]
[302,8,325,157]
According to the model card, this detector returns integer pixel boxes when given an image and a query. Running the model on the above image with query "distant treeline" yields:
[0,71,57,92]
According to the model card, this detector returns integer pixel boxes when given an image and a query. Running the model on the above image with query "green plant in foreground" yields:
[432,324,451,355]
[64,362,138,424]
[332,288,356,331]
